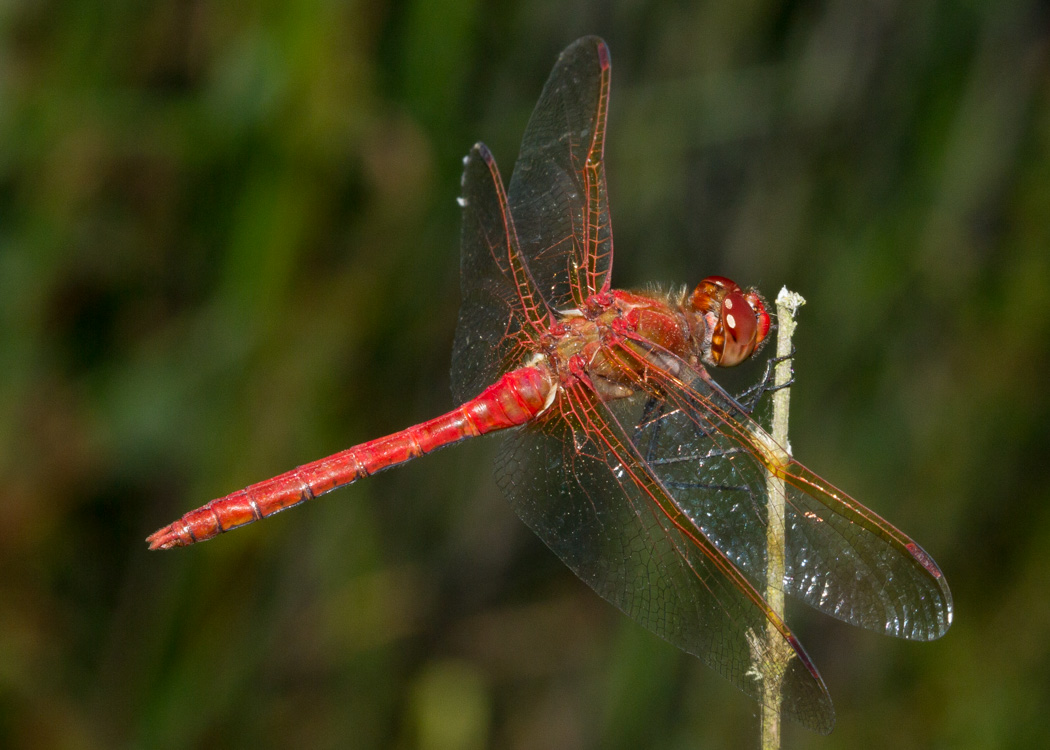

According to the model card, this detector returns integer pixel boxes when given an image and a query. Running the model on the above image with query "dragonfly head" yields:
[690,276,771,367]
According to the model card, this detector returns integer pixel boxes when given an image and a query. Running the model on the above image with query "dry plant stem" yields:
[760,288,806,750]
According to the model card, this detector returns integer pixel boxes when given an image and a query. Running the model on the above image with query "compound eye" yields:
[690,276,733,315]
[744,289,771,344]
[717,289,760,367]
[691,276,770,367]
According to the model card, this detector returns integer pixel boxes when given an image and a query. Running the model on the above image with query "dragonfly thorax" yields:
[539,289,706,400]
[538,279,770,401]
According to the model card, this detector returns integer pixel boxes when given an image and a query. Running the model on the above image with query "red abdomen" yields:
[147,366,554,549]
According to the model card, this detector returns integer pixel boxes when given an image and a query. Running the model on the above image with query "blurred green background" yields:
[2,1,1048,748]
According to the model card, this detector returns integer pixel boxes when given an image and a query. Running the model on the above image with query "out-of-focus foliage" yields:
[2,1,1048,748]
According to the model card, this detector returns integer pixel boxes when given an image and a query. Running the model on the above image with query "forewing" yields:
[507,36,614,310]
[452,144,550,403]
[496,384,834,733]
[614,344,953,641]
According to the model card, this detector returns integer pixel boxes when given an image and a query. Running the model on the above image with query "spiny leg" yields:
[734,346,796,415]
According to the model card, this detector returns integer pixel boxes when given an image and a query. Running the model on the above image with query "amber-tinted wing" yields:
[497,383,835,733]
[507,36,614,310]
[451,144,551,403]
[611,341,954,641]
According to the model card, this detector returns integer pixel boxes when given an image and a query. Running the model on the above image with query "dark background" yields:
[3,1,1048,748]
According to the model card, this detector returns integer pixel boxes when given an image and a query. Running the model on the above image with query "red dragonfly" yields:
[148,37,952,733]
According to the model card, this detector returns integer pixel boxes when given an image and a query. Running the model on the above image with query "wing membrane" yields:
[611,342,953,641]
[496,384,834,733]
[507,36,614,310]
[452,144,551,403]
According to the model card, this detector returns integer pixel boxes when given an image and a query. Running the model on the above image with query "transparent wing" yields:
[451,144,550,403]
[496,383,834,733]
[612,342,953,641]
[507,36,614,310]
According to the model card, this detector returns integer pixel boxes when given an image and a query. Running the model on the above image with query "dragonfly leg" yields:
[633,396,667,465]
[735,346,796,414]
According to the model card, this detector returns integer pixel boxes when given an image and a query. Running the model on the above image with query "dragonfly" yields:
[148,36,952,733]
